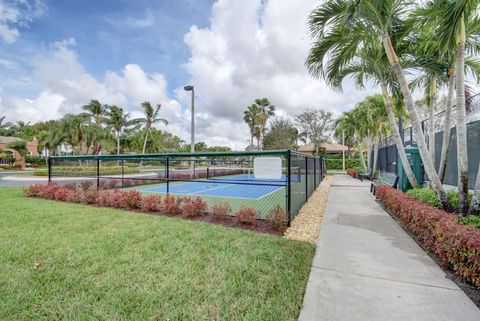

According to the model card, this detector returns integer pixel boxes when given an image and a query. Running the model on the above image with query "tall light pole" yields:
[184,85,195,154]
[342,130,345,172]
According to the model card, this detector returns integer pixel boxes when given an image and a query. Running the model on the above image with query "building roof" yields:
[297,143,351,153]
[0,136,37,146]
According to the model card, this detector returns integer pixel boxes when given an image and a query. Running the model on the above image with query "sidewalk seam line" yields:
[310,265,461,292]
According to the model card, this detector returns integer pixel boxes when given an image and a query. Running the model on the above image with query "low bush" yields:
[211,203,231,218]
[376,185,480,287]
[141,195,162,213]
[346,168,357,178]
[460,215,480,229]
[267,205,287,229]
[235,208,258,226]
[406,188,472,213]
[163,194,183,215]
[182,197,208,217]
[326,157,361,170]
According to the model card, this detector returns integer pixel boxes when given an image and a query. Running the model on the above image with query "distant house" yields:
[0,136,38,167]
[297,143,354,156]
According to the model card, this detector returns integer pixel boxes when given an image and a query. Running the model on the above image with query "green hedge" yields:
[34,166,140,176]
[406,188,474,216]
[326,157,362,170]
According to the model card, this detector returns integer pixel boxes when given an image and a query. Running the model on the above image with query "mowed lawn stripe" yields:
[0,187,314,321]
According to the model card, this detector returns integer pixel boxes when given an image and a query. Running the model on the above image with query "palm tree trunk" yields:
[438,72,455,182]
[428,76,437,163]
[142,128,150,155]
[357,142,367,171]
[372,136,379,174]
[365,135,372,171]
[381,84,419,187]
[455,16,469,215]
[382,34,452,211]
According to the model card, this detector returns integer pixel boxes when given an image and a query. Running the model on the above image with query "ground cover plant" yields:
[406,188,476,227]
[0,187,314,320]
[376,186,480,288]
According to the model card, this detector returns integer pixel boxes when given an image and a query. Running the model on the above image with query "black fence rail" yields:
[48,150,325,225]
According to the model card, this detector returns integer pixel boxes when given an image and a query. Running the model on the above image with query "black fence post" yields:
[305,157,308,201]
[166,156,170,194]
[287,150,292,226]
[314,157,317,187]
[96,158,100,189]
[121,159,124,188]
[47,157,52,183]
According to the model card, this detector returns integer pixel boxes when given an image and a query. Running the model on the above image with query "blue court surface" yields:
[140,181,284,200]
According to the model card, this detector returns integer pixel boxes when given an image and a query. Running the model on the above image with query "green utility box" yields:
[397,146,423,191]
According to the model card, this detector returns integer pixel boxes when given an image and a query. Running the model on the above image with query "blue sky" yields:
[0,0,371,149]
[0,0,215,97]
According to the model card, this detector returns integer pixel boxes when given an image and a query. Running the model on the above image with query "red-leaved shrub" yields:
[211,203,231,218]
[163,194,183,215]
[235,207,258,226]
[268,205,287,229]
[182,197,207,217]
[141,195,162,213]
[376,185,480,288]
[346,168,357,178]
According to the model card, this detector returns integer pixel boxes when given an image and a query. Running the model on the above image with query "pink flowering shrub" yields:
[141,195,162,213]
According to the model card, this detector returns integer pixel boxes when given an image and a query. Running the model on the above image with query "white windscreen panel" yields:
[253,157,282,180]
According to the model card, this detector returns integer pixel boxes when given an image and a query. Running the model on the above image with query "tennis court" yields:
[48,150,325,224]
[140,179,285,200]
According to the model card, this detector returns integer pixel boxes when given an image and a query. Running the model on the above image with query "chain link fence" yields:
[48,150,325,225]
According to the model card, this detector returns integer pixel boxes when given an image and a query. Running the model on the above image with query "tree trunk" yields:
[365,135,372,171]
[382,34,452,211]
[142,129,149,155]
[438,73,455,182]
[428,76,437,163]
[358,142,367,171]
[381,84,419,187]
[372,136,379,175]
[117,131,120,155]
[455,16,469,215]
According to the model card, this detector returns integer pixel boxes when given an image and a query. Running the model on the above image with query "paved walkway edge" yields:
[298,174,480,321]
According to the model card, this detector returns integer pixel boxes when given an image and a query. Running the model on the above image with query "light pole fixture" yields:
[183,85,195,154]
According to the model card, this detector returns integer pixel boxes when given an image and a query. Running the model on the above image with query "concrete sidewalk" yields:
[299,174,480,321]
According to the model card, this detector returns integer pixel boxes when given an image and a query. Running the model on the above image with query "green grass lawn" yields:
[0,187,314,320]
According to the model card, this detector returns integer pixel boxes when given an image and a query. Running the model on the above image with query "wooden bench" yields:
[357,169,373,181]
[370,171,399,195]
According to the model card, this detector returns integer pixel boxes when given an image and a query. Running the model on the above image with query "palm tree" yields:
[81,99,107,125]
[243,105,261,149]
[106,105,131,155]
[419,0,480,214]
[135,102,168,156]
[335,111,368,171]
[306,17,419,187]
[252,98,275,149]
[307,0,451,209]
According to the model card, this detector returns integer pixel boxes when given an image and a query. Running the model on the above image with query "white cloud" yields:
[178,0,374,149]
[1,0,375,150]
[0,0,46,43]
[0,38,187,139]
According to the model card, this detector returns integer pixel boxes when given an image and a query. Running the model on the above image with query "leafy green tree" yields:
[106,106,133,155]
[295,109,333,156]
[251,98,275,149]
[135,102,168,155]
[262,118,299,150]
[243,104,262,149]
[306,0,455,210]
